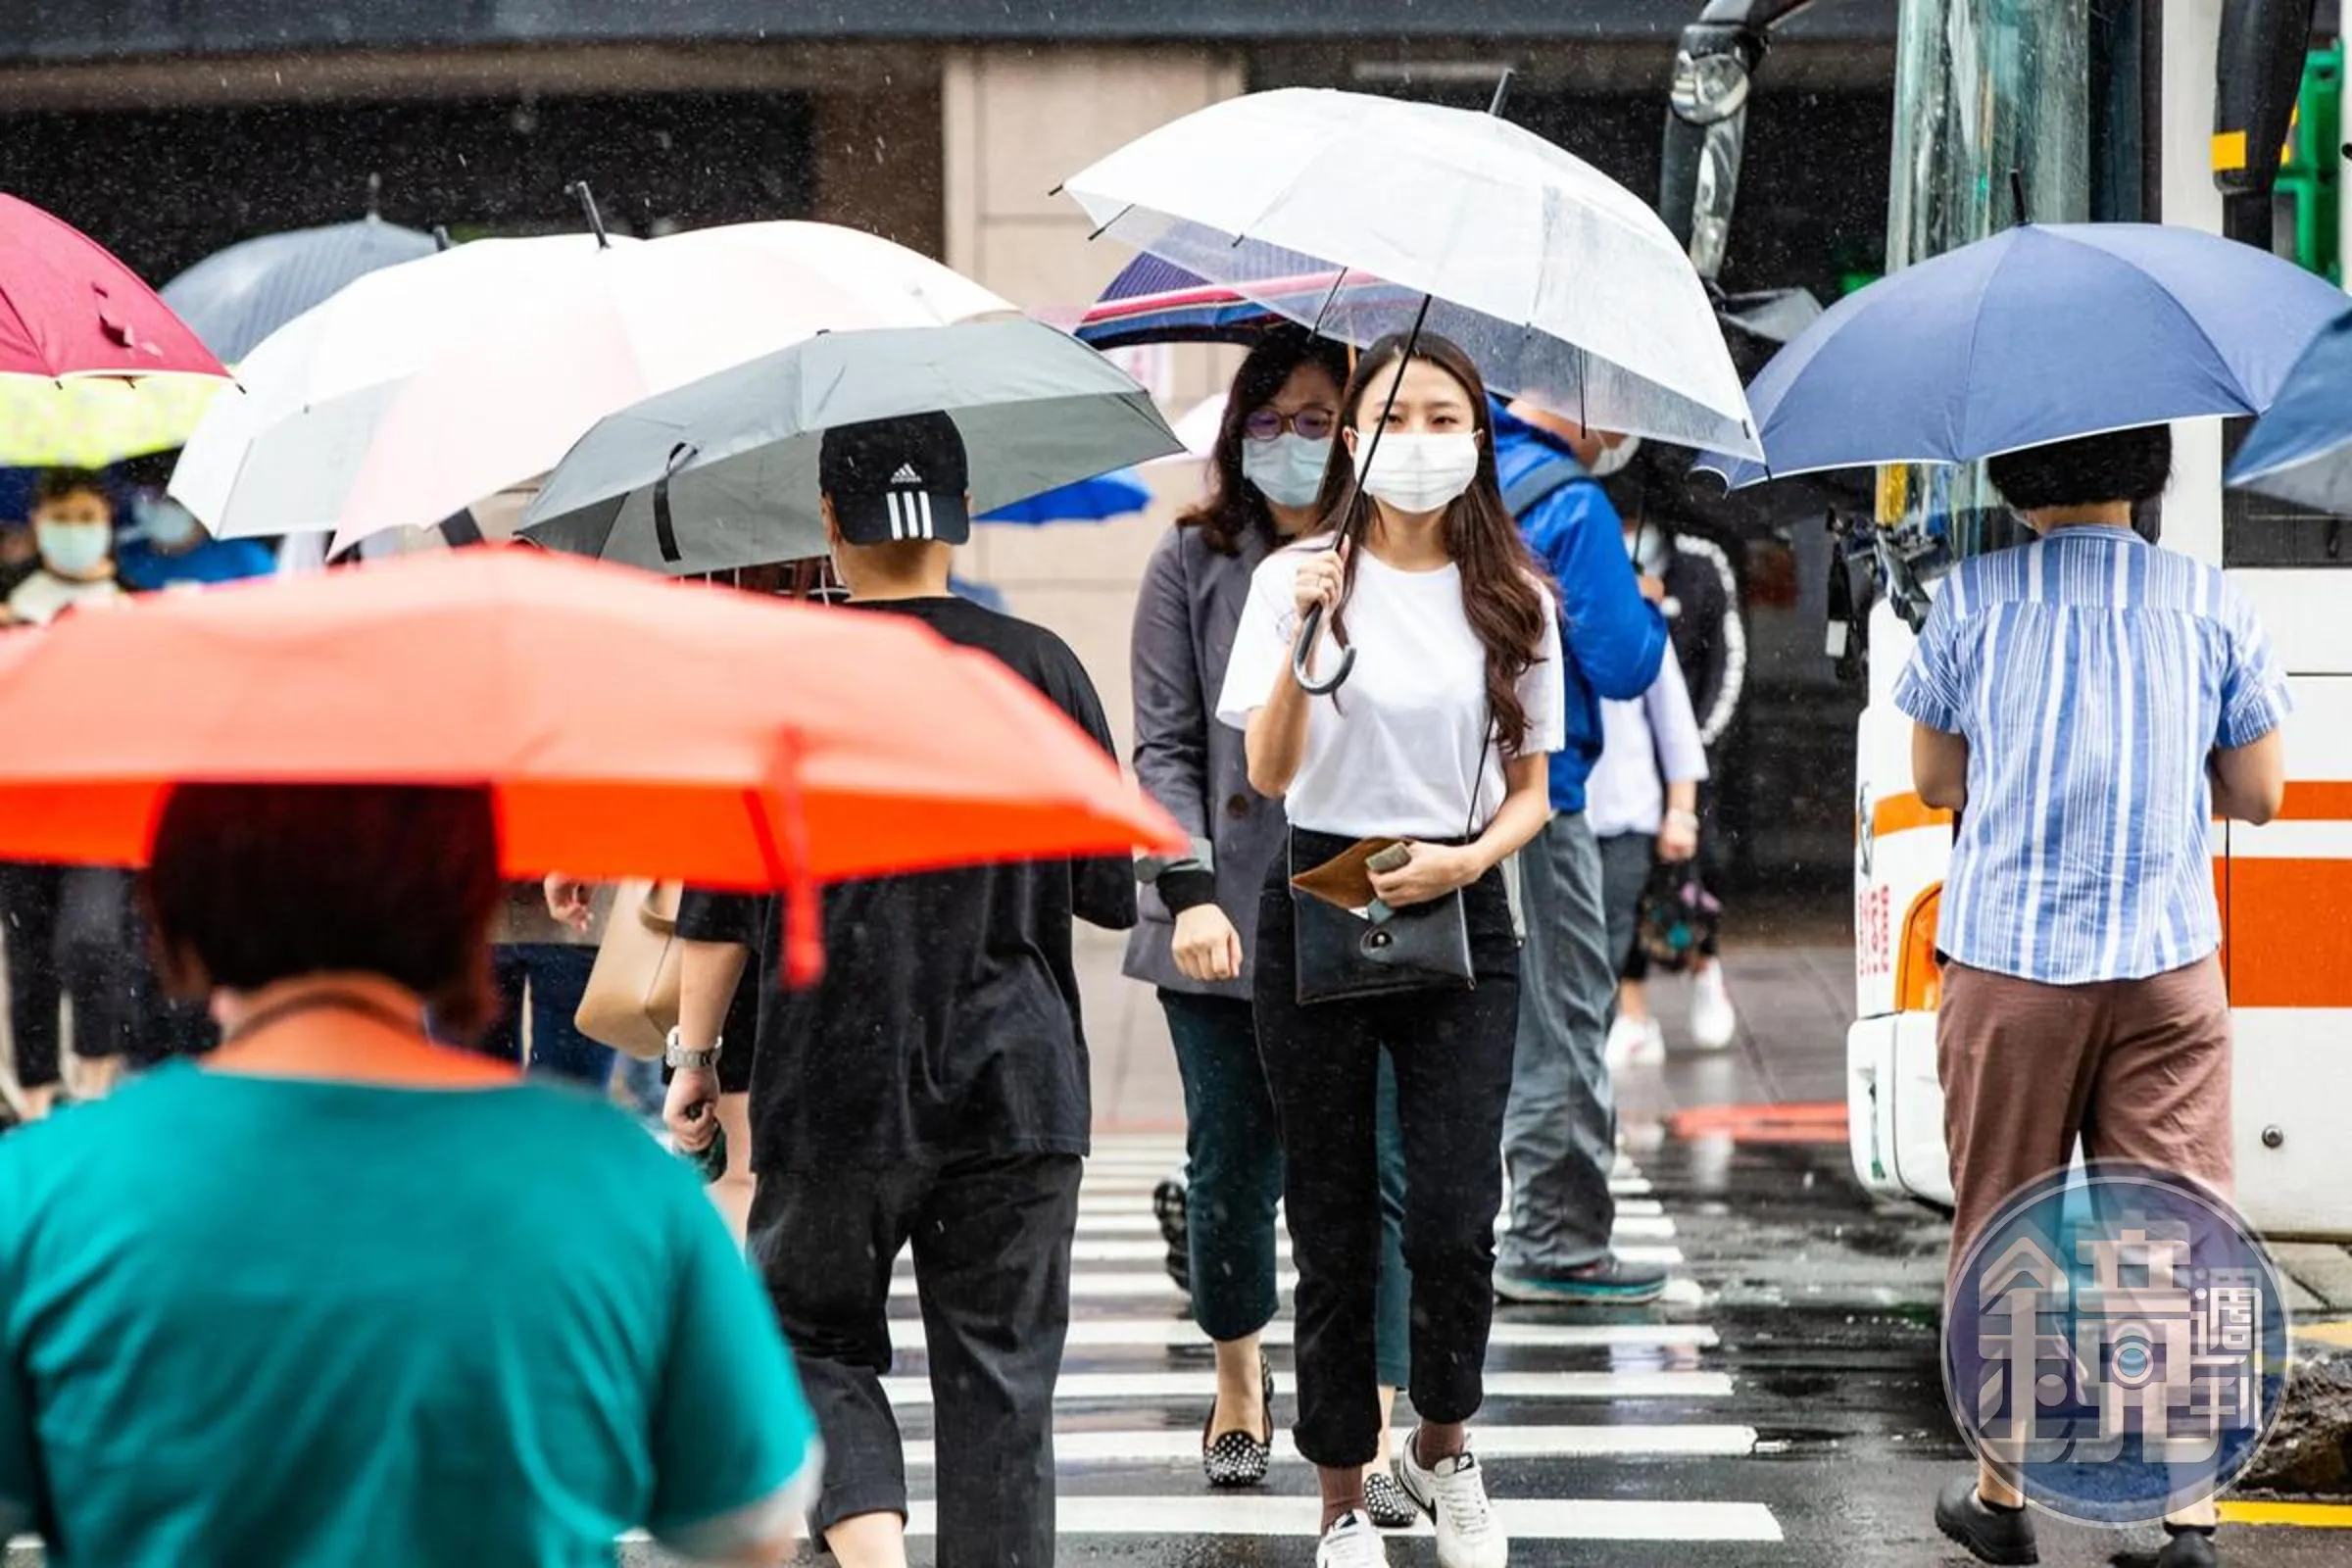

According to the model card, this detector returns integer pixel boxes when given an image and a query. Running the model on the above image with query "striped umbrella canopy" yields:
[1074,254,1422,351]
[160,217,439,367]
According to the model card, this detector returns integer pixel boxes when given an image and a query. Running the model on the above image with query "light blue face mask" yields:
[1240,433,1333,510]
[34,522,111,579]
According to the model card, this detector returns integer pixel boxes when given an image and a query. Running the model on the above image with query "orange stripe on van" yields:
[1869,792,1951,839]
[2226,858,2352,1008]
[2278,781,2352,821]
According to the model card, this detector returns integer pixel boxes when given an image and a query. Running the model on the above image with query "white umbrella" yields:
[1152,392,1227,465]
[172,233,630,538]
[1060,88,1761,459]
[326,221,1018,553]
[175,220,1017,546]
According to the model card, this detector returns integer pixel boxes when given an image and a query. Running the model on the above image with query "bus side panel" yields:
[2220,664,2352,1239]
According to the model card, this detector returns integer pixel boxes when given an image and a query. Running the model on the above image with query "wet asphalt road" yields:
[614,1128,2349,1568]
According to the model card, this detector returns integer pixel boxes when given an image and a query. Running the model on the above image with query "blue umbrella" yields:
[1699,222,2347,489]
[2226,308,2352,512]
[976,467,1152,525]
[159,217,440,365]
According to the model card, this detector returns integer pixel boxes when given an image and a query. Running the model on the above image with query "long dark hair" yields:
[1178,326,1350,557]
[1307,331,1553,754]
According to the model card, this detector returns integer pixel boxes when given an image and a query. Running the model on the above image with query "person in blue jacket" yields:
[1490,397,1672,1304]
[115,490,273,592]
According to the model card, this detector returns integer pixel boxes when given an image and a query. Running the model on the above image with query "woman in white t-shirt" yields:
[1216,332,1562,1568]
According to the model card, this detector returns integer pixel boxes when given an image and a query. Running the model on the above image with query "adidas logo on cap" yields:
[891,463,924,486]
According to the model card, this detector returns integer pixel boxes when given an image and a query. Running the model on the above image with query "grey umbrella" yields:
[518,318,1184,574]
[159,216,440,366]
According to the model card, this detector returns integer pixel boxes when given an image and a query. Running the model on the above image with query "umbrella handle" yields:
[1292,603,1355,696]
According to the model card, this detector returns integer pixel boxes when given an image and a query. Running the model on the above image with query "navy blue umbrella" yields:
[2226,308,2352,512]
[160,217,439,365]
[977,467,1152,524]
[1700,223,2346,489]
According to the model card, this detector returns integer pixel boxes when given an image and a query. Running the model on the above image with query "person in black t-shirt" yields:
[665,413,1134,1568]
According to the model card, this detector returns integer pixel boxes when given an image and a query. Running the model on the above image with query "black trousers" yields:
[750,1150,1082,1567]
[0,864,203,1088]
[1254,828,1522,1468]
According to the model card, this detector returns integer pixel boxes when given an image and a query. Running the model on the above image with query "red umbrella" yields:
[0,549,1179,982]
[0,193,227,382]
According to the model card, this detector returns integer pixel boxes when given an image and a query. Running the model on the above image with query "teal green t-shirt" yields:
[0,1063,817,1567]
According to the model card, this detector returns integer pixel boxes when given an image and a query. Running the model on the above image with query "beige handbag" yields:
[574,880,683,1060]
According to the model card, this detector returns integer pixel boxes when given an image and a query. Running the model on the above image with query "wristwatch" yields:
[663,1027,721,1072]
[1666,808,1702,833]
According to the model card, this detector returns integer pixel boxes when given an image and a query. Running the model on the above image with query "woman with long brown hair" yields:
[1126,326,1418,1520]
[1215,331,1561,1568]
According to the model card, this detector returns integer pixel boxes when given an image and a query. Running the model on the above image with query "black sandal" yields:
[1200,1353,1275,1488]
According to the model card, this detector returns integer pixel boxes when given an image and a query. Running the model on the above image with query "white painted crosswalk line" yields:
[890,1250,1685,1299]
[1079,1172,1655,1198]
[877,1369,1735,1405]
[1071,1197,1670,1230]
[889,1423,1760,1466]
[617,1494,1781,1544]
[891,1316,1721,1353]
[904,1495,1781,1542]
[1069,1221,1674,1264]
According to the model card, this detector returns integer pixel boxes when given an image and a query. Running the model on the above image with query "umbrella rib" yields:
[1086,204,1135,244]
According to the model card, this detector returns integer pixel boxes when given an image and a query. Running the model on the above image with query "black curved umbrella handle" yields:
[1292,603,1356,696]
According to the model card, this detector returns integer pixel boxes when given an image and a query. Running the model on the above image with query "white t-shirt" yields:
[6,572,122,627]
[1215,537,1565,839]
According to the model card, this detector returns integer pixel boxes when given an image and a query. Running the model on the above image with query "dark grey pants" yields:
[749,1151,1082,1567]
[1498,811,1619,1276]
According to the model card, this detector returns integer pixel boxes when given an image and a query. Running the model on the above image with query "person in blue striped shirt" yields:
[1895,425,2288,1568]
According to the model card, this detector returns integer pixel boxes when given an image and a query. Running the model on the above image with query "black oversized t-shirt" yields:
[676,596,1136,1174]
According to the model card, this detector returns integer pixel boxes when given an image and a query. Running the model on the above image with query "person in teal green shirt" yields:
[0,782,819,1568]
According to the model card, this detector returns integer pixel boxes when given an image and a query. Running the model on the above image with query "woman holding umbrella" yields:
[1217,333,1561,1568]
[1126,327,1419,1522]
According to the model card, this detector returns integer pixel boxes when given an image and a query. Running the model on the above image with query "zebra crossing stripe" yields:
[891,1254,1682,1300]
[1070,1197,1668,1232]
[889,1318,1721,1352]
[875,1369,1734,1405]
[887,1495,1780,1542]
[615,1494,1780,1545]
[1076,1174,1654,1198]
[885,1424,1760,1466]
[1067,1220,1672,1263]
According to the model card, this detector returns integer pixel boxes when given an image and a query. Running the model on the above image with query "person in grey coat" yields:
[1124,329,1418,1522]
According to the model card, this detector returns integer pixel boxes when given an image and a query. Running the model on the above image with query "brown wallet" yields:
[1290,837,1406,911]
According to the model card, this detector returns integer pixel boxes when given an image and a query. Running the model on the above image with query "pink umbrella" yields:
[0,194,226,382]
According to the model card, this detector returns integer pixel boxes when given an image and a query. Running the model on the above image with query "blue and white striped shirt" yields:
[1892,526,2290,985]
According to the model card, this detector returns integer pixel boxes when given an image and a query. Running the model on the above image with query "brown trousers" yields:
[1937,955,2234,1302]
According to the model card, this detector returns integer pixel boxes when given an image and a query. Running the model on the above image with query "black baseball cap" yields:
[817,413,972,546]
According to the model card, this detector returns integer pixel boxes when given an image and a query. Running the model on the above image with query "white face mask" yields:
[1240,433,1332,510]
[1354,432,1481,514]
[1590,435,1641,478]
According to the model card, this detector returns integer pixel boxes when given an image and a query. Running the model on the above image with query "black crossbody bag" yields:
[1288,728,1491,1006]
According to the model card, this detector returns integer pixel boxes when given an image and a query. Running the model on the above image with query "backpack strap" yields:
[1500,453,1598,519]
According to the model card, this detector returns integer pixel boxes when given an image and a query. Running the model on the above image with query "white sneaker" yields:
[1603,1013,1646,1069]
[1607,1014,1666,1068]
[1398,1430,1508,1568]
[1316,1510,1392,1566]
[1688,964,1738,1052]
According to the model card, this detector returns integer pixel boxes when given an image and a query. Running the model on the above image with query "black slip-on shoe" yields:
[1934,1476,2038,1565]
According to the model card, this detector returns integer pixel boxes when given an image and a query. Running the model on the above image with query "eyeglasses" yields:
[1243,407,1337,443]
